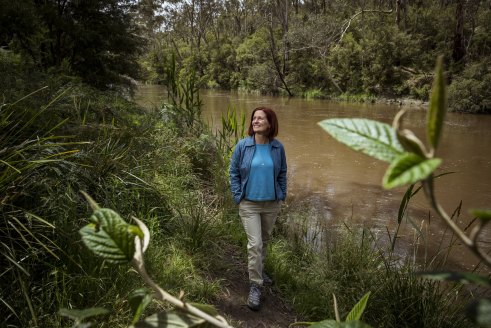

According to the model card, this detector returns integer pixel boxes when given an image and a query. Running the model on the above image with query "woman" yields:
[229,107,287,311]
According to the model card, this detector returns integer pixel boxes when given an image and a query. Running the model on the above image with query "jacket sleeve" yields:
[278,145,287,200]
[229,142,242,204]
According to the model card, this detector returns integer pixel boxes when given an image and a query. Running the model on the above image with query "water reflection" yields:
[135,85,491,271]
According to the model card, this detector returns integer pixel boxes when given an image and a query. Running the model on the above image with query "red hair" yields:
[247,107,279,139]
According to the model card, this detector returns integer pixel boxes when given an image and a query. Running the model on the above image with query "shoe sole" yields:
[247,303,260,311]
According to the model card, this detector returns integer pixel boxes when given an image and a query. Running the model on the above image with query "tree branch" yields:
[132,238,232,328]
[336,9,393,47]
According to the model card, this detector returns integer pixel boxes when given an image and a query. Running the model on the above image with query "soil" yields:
[212,246,298,328]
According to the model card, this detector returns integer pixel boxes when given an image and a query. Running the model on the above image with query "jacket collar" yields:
[244,135,280,147]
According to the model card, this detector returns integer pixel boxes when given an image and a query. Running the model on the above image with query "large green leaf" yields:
[318,118,404,163]
[129,288,153,325]
[382,153,441,189]
[134,311,213,327]
[345,292,371,322]
[427,55,447,152]
[79,208,138,263]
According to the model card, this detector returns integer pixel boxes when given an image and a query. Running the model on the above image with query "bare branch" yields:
[336,9,393,47]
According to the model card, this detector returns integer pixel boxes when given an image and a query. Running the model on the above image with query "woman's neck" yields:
[254,133,269,144]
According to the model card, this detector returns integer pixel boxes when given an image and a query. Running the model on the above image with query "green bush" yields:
[303,88,327,99]
[0,51,228,326]
[448,58,491,113]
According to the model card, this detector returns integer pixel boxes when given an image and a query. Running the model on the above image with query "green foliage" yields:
[232,27,283,94]
[270,213,470,327]
[359,25,420,96]
[317,119,405,163]
[303,89,327,100]
[345,292,371,322]
[59,307,109,328]
[76,197,230,328]
[418,271,491,287]
[327,33,363,94]
[294,292,373,327]
[134,311,210,328]
[309,321,372,328]
[317,56,490,326]
[0,0,143,88]
[0,52,228,326]
[80,208,141,264]
[427,56,447,150]
[129,288,154,325]
[382,154,441,189]
[161,54,203,134]
[141,0,491,107]
[448,57,491,113]
[215,106,246,162]
[204,41,238,90]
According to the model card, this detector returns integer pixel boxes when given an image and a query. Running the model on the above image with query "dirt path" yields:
[213,246,298,328]
[215,252,296,328]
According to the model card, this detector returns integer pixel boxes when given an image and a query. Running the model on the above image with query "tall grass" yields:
[266,198,473,328]
[0,53,228,327]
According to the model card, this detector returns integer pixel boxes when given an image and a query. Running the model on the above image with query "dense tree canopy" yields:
[1,0,490,111]
[0,0,144,87]
[138,0,491,113]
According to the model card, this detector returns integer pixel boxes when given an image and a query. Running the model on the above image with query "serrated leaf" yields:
[318,118,404,163]
[427,55,447,151]
[417,271,491,287]
[129,288,153,325]
[346,292,371,322]
[59,307,109,321]
[134,311,211,327]
[467,298,491,326]
[382,153,441,189]
[79,208,137,263]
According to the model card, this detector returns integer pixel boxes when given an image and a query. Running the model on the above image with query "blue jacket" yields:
[229,136,287,204]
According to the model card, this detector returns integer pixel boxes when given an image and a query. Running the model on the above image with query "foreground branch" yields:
[132,247,232,327]
[423,177,491,268]
[131,237,232,328]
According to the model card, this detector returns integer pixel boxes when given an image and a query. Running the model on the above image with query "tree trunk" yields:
[452,0,466,62]
[395,0,401,27]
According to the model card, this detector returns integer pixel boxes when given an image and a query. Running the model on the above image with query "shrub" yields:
[448,57,491,113]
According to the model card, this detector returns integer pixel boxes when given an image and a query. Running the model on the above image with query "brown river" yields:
[135,85,491,271]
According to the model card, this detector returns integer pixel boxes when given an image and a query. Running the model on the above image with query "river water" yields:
[135,85,491,271]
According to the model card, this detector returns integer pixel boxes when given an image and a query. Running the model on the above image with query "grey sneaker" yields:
[247,283,261,311]
[263,272,274,286]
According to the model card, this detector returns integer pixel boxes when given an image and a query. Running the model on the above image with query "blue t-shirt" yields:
[245,144,275,201]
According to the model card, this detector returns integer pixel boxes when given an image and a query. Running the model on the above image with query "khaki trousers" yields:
[239,200,281,285]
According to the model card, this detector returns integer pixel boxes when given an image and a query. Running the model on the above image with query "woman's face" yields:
[252,110,270,135]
